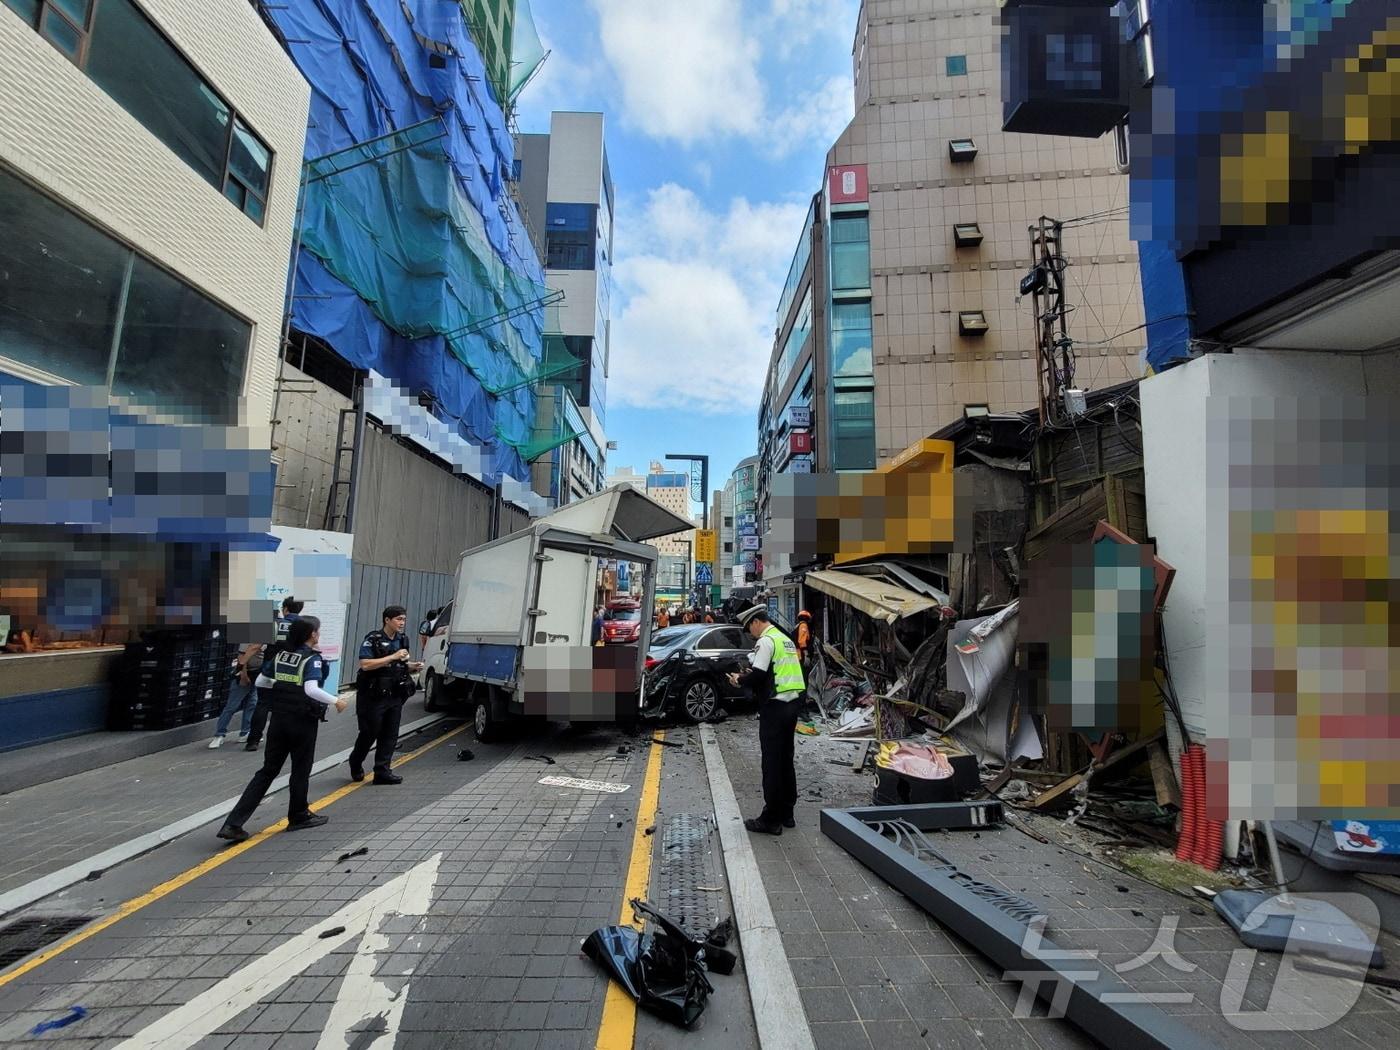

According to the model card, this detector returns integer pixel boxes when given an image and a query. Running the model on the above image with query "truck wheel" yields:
[472,696,496,743]
[423,671,441,712]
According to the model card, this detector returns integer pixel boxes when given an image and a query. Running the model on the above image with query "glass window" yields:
[946,54,967,76]
[0,168,127,385]
[830,215,870,291]
[40,1,85,58]
[833,390,876,471]
[226,118,271,217]
[87,0,231,187]
[776,286,811,395]
[545,203,598,270]
[110,256,251,424]
[831,301,873,378]
[3,0,42,25]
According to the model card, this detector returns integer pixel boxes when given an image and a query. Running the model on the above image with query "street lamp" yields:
[665,454,710,529]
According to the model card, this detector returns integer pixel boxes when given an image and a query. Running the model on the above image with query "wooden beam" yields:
[1030,771,1085,810]
[1149,740,1181,808]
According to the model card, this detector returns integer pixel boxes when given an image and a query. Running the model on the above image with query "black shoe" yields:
[216,824,250,843]
[783,818,796,829]
[744,817,783,836]
[243,741,259,751]
[373,772,403,785]
[289,813,329,831]
[349,763,365,782]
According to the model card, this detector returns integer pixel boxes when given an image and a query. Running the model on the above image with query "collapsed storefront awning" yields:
[805,569,938,624]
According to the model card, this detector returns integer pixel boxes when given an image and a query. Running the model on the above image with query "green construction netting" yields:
[495,332,586,461]
[300,126,568,417]
[510,0,548,102]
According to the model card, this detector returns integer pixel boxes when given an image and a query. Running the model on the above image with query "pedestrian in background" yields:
[208,641,264,748]
[217,616,349,843]
[592,606,605,646]
[246,596,305,751]
[728,606,805,835]
[656,606,670,630]
[350,606,421,785]
[796,610,813,670]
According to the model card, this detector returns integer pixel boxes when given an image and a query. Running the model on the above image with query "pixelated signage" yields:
[788,405,811,429]
[1204,392,1398,821]
[0,382,274,545]
[767,462,959,562]
[827,164,868,205]
[789,431,813,456]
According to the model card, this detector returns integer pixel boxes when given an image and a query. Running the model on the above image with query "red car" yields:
[601,601,643,644]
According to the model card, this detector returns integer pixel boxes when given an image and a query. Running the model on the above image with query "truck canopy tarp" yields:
[537,485,693,543]
[805,569,939,625]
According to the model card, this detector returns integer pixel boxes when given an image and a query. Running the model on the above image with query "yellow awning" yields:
[804,569,938,624]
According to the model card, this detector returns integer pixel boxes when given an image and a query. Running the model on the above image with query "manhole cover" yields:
[656,814,722,939]
[0,915,92,968]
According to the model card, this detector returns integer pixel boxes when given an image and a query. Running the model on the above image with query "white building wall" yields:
[544,112,604,205]
[0,0,310,432]
[550,269,600,340]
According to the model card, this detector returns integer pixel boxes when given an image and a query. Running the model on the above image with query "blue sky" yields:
[514,0,859,512]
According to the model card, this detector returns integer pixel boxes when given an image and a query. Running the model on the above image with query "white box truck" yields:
[421,485,692,740]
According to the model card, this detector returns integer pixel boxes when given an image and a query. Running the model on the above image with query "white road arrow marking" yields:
[114,853,442,1050]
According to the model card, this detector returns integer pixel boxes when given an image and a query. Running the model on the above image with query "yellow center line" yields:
[0,721,471,989]
[595,732,667,1050]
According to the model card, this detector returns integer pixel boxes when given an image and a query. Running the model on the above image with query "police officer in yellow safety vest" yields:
[217,616,349,844]
[727,606,805,835]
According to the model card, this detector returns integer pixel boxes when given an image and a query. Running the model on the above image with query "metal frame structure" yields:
[821,803,1217,1050]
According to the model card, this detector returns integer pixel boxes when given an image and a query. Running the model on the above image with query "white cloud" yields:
[589,0,764,146]
[608,184,810,414]
[765,73,853,159]
[585,0,855,157]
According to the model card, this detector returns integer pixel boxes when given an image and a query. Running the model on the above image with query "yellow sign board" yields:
[694,529,718,564]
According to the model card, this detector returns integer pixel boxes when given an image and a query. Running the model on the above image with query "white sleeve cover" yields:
[254,673,275,689]
[303,680,338,706]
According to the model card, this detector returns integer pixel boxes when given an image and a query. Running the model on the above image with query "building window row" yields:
[0,167,251,423]
[3,0,274,223]
[830,214,871,293]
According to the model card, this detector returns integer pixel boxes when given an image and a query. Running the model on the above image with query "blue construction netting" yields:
[261,0,549,485]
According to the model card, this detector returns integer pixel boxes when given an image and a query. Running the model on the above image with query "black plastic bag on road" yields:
[581,899,715,1027]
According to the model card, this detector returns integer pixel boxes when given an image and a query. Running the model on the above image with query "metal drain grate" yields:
[656,813,722,939]
[0,915,92,968]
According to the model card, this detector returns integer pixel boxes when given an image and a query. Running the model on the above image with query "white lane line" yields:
[0,714,447,919]
[316,852,440,1050]
[114,853,442,1050]
[699,724,816,1050]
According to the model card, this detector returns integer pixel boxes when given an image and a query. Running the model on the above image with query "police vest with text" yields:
[270,645,326,720]
[763,625,805,697]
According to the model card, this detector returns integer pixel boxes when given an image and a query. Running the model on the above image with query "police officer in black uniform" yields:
[350,605,421,785]
[245,596,305,751]
[217,616,349,843]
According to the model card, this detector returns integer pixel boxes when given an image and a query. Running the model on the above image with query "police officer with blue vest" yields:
[728,606,806,835]
[217,616,349,843]
[350,606,421,785]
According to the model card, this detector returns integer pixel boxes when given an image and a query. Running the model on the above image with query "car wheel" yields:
[423,671,440,712]
[682,679,720,723]
[473,696,496,743]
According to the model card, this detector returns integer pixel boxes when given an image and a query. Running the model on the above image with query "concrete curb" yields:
[0,714,449,919]
[699,724,816,1050]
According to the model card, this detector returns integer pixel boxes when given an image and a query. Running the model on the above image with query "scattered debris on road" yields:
[30,1007,87,1035]
[317,926,346,939]
[337,847,369,863]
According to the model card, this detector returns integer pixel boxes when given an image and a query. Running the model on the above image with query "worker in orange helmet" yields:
[795,610,813,669]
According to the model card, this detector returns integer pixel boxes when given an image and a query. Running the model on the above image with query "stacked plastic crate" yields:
[110,627,232,730]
